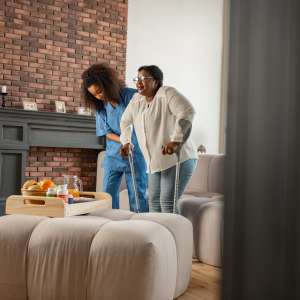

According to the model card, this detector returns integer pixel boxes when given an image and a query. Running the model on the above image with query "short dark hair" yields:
[81,63,125,110]
[138,65,163,90]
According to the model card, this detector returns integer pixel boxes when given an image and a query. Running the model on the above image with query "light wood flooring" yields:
[177,261,221,300]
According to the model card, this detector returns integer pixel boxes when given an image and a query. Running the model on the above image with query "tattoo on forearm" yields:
[178,119,192,143]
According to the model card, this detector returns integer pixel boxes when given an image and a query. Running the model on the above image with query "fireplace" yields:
[0,107,104,215]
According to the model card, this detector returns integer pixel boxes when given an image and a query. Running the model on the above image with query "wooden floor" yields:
[177,261,221,300]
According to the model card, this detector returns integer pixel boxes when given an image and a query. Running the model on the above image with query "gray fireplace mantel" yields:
[0,107,105,215]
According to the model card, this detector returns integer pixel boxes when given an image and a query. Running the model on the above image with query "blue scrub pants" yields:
[103,163,148,212]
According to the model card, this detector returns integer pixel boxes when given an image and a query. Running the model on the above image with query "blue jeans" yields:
[103,166,148,212]
[148,159,197,213]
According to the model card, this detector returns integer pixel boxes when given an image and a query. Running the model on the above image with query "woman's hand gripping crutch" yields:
[120,143,140,213]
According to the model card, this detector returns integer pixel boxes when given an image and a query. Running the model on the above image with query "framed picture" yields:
[55,101,66,113]
[23,101,38,111]
[77,106,92,116]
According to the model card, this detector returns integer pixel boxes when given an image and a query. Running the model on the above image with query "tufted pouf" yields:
[0,210,192,300]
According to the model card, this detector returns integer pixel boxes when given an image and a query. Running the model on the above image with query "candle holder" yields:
[1,92,8,107]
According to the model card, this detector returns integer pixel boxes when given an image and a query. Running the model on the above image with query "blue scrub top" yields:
[96,87,145,172]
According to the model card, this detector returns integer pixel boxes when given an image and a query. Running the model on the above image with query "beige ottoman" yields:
[0,210,192,300]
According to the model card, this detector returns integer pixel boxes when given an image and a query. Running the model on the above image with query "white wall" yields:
[126,0,224,153]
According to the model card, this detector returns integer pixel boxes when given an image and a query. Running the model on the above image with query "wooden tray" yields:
[5,191,112,218]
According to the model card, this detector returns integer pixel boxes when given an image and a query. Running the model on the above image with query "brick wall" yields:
[0,0,127,111]
[0,0,128,191]
[26,147,98,191]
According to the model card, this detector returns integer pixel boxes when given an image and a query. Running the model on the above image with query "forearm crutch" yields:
[173,120,192,213]
[173,151,181,213]
[128,148,140,213]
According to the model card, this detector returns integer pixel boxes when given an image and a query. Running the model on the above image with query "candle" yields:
[1,86,7,93]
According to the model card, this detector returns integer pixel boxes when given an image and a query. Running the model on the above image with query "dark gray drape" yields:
[223,1,300,299]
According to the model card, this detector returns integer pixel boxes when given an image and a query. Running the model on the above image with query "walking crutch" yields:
[128,147,140,213]
[173,120,192,213]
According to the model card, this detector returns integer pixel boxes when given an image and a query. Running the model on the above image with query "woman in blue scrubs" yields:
[81,63,148,212]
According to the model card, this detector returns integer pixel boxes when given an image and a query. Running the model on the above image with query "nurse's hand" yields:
[162,141,180,155]
[120,143,132,157]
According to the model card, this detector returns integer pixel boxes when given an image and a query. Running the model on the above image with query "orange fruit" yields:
[39,179,55,191]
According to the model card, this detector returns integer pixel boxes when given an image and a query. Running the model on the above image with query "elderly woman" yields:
[120,65,198,213]
[82,63,148,212]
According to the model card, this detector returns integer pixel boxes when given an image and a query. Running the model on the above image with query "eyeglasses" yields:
[133,76,153,83]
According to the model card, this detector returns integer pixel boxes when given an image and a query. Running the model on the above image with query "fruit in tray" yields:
[22,179,38,189]
[39,179,55,191]
[22,179,55,191]
[27,184,42,191]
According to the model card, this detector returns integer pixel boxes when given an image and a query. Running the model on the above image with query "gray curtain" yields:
[223,1,300,299]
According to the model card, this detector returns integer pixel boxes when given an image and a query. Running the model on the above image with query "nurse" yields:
[81,63,148,212]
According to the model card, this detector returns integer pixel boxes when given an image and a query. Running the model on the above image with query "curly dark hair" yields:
[138,65,163,93]
[81,63,125,110]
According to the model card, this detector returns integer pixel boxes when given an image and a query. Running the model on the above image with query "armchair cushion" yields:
[185,154,224,196]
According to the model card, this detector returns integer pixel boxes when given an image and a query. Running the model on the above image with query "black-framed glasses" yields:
[133,76,153,83]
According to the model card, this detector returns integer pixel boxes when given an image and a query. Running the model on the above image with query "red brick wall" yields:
[26,147,98,191]
[0,0,128,191]
[0,0,127,111]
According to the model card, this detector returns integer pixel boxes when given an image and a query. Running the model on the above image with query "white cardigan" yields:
[120,86,198,174]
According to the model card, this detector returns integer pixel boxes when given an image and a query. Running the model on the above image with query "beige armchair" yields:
[178,154,225,267]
